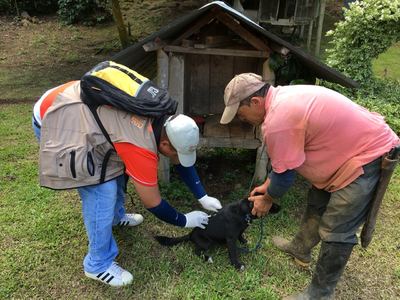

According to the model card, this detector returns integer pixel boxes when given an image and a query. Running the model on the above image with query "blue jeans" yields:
[32,117,127,273]
[79,174,127,273]
[32,116,41,141]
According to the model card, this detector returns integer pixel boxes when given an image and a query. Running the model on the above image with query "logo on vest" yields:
[147,86,159,98]
[130,115,144,128]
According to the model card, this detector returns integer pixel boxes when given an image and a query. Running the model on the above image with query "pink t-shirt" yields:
[262,85,399,192]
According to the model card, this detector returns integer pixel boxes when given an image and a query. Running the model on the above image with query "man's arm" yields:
[175,164,222,212]
[132,180,208,229]
[114,142,209,228]
[249,169,296,217]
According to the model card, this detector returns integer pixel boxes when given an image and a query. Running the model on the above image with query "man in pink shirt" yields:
[220,73,399,299]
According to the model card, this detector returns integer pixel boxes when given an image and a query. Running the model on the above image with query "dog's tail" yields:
[154,234,190,246]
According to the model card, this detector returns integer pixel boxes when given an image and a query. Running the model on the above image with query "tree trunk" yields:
[111,0,129,49]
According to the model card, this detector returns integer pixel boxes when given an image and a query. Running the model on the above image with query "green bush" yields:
[0,0,58,14]
[0,0,11,13]
[0,0,110,24]
[353,80,400,134]
[326,0,400,84]
[58,0,110,25]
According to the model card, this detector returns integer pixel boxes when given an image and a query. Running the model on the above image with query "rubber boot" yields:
[272,208,321,267]
[283,241,354,300]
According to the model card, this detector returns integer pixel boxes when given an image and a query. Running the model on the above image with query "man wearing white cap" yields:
[220,73,399,299]
[32,80,221,287]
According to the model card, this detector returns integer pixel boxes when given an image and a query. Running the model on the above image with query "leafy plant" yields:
[326,0,400,84]
[0,0,58,15]
[57,0,110,25]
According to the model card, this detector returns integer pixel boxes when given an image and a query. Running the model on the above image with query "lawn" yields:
[0,103,399,299]
[0,2,400,299]
[372,42,400,81]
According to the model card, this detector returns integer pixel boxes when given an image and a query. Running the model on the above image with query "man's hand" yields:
[248,193,273,218]
[184,211,209,229]
[198,195,222,212]
[250,178,271,196]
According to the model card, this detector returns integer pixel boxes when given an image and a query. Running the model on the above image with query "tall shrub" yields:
[58,0,110,25]
[0,0,58,15]
[326,0,400,84]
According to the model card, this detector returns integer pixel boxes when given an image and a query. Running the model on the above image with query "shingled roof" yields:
[112,1,358,88]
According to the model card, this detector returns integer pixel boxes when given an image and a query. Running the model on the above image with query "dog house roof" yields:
[112,1,358,88]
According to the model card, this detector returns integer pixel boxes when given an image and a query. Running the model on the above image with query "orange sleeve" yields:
[113,142,158,186]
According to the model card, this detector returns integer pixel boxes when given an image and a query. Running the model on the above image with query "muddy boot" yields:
[272,210,321,267]
[283,242,354,300]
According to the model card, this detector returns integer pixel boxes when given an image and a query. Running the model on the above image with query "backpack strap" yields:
[88,105,116,184]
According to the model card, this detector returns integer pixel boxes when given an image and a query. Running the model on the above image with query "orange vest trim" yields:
[40,81,78,119]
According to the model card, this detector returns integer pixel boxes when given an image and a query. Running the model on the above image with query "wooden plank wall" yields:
[185,54,262,115]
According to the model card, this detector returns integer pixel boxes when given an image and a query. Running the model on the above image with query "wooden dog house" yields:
[112,1,358,182]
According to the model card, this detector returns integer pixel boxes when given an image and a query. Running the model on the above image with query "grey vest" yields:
[39,81,158,189]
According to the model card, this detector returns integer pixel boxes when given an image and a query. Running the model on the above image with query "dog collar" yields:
[245,214,252,225]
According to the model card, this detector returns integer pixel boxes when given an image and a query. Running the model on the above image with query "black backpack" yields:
[80,61,178,183]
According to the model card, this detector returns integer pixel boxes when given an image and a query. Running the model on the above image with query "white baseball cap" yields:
[164,114,199,167]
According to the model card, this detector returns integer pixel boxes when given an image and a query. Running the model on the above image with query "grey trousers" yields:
[307,157,382,244]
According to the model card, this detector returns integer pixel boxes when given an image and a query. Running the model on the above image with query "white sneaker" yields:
[116,213,144,227]
[85,262,133,287]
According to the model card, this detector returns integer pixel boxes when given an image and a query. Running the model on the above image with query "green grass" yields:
[0,3,399,298]
[0,104,399,299]
[372,42,400,81]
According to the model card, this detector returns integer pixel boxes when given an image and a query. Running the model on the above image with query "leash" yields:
[238,142,269,254]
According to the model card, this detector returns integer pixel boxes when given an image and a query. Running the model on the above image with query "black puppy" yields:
[155,197,280,270]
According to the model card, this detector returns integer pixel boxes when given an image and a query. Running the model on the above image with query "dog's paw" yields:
[234,263,245,271]
[206,256,214,264]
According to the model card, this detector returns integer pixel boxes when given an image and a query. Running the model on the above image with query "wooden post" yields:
[307,19,314,51]
[253,59,273,182]
[158,53,185,182]
[315,0,326,57]
[254,142,268,183]
[262,58,275,85]
[157,49,170,182]
[300,24,305,39]
[168,54,185,114]
[111,0,129,49]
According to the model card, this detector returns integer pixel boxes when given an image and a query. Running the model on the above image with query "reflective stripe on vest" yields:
[40,81,78,119]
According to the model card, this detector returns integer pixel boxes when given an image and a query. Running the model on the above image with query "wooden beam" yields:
[171,11,216,45]
[142,38,166,52]
[164,45,269,58]
[199,137,261,149]
[215,11,270,52]
[195,35,232,49]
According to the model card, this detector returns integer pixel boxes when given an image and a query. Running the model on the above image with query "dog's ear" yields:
[240,198,253,214]
[269,203,281,214]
